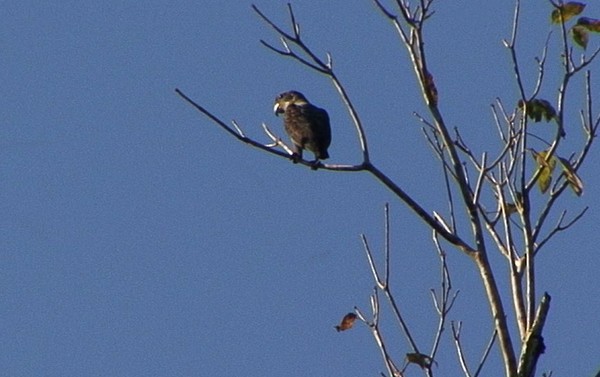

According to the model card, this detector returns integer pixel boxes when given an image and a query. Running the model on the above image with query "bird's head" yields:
[273,90,309,116]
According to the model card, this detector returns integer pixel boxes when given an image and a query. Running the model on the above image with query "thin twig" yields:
[473,329,498,377]
[535,207,588,255]
[451,321,472,377]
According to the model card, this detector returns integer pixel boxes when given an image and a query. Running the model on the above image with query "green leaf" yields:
[552,2,586,24]
[577,17,600,32]
[572,25,589,49]
[503,202,519,216]
[520,99,557,122]
[406,353,434,369]
[558,157,584,196]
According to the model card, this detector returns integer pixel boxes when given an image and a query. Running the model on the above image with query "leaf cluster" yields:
[552,2,600,49]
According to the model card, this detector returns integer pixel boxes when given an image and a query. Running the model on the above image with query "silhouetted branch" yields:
[474,329,498,377]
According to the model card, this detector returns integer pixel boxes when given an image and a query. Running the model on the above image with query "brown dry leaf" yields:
[335,312,357,332]
[572,24,589,49]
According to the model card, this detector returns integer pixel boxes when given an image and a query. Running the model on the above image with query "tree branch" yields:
[517,293,551,377]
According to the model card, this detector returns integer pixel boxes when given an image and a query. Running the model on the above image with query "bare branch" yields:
[180,2,600,375]
[451,321,473,377]
[231,120,246,138]
[503,0,527,100]
[377,0,518,368]
[176,88,365,172]
[384,203,391,285]
[373,0,397,20]
[261,123,293,153]
[287,3,300,37]
[253,4,371,163]
[531,32,552,98]
[473,329,498,377]
[472,153,487,206]
[535,207,588,255]
[497,180,527,338]
[429,232,460,362]
[517,293,551,377]
[356,291,403,377]
[361,234,385,289]
[258,39,329,73]
[491,101,509,143]
[361,206,421,354]
[366,164,475,254]
[531,71,599,247]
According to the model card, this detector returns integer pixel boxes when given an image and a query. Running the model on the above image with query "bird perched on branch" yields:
[273,90,331,165]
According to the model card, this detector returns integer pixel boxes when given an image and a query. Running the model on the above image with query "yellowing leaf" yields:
[572,25,589,49]
[531,149,557,194]
[558,157,584,196]
[577,17,600,32]
[533,150,557,170]
[552,2,586,24]
[538,168,552,193]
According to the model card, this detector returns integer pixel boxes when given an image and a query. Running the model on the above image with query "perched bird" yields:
[273,91,331,164]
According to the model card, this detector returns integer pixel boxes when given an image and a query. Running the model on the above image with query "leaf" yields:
[577,17,600,32]
[572,25,589,49]
[558,157,584,196]
[552,2,586,24]
[531,149,557,194]
[334,312,357,332]
[520,99,557,122]
[533,149,557,170]
[424,70,438,105]
[406,353,434,369]
[538,167,552,193]
[504,202,519,216]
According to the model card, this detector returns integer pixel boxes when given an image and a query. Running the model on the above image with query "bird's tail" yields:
[317,150,329,160]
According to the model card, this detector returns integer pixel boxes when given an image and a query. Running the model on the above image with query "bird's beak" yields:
[273,102,283,116]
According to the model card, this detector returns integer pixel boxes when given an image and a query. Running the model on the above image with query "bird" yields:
[273,90,331,165]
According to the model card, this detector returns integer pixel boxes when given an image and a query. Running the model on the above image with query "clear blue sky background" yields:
[2,1,599,376]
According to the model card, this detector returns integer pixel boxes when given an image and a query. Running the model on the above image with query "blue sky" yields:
[2,1,599,376]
